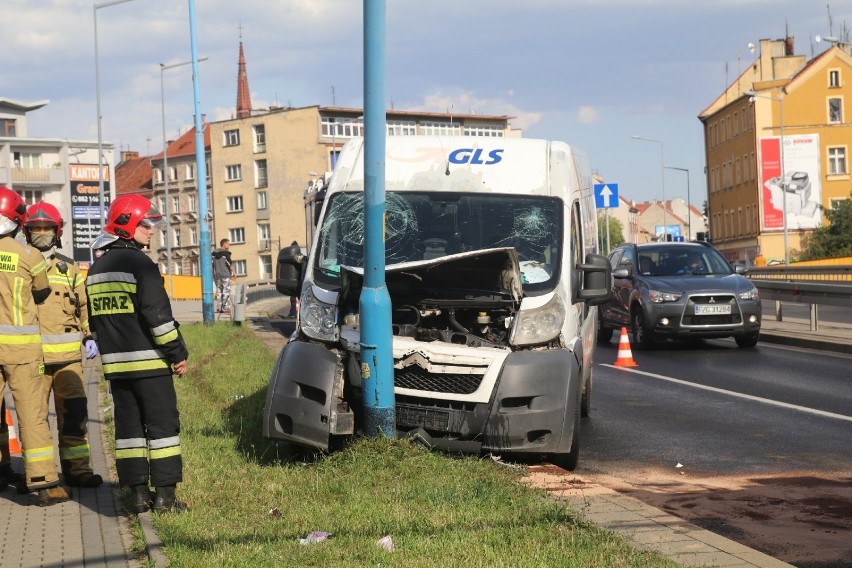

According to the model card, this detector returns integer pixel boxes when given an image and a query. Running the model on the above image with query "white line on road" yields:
[600,364,852,423]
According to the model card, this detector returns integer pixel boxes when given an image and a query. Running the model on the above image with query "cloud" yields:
[406,88,543,132]
[577,106,599,124]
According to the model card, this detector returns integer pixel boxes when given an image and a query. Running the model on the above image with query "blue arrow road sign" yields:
[594,183,618,209]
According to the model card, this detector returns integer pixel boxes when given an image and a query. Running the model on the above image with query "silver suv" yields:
[598,242,761,348]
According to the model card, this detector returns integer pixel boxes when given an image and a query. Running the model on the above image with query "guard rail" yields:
[748,267,852,330]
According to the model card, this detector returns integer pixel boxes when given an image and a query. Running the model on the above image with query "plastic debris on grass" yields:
[376,535,394,551]
[300,531,332,545]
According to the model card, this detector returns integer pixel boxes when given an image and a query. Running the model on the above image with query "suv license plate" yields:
[695,305,731,315]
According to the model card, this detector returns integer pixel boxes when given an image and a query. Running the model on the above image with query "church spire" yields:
[236,38,252,119]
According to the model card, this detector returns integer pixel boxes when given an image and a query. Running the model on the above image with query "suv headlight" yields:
[738,287,759,301]
[300,286,339,342]
[510,294,565,346]
[648,290,682,303]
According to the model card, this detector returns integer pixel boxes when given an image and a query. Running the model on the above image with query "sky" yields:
[4,0,852,209]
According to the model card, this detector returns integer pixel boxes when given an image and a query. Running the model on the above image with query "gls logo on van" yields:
[448,148,504,165]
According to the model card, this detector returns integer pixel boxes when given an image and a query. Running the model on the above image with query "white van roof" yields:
[328,136,587,197]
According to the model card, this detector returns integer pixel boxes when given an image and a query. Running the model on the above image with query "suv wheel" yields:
[735,332,759,348]
[597,325,613,343]
[631,309,654,349]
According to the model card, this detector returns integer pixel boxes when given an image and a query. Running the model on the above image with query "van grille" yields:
[394,367,483,394]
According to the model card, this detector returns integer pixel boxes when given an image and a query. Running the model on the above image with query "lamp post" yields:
[94,0,137,229]
[665,166,690,239]
[160,57,207,299]
[745,90,789,265]
[632,135,667,240]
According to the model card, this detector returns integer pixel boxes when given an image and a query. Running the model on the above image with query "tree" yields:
[596,213,625,255]
[799,194,852,260]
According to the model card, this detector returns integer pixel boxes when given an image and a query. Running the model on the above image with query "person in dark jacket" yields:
[212,239,235,313]
[86,194,189,514]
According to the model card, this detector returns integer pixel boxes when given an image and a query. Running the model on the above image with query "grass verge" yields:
[149,323,679,567]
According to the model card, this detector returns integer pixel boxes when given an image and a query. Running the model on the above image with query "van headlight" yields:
[300,286,339,342]
[510,294,565,346]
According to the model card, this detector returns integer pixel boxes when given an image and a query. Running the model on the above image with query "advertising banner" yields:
[759,134,822,231]
[69,164,111,262]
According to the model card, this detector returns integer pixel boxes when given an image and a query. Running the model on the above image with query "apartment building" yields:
[700,38,852,264]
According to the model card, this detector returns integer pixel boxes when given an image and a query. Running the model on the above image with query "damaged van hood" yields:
[340,248,523,304]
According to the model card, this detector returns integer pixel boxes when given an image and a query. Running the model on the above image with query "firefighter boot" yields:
[152,485,188,513]
[0,464,24,487]
[128,484,152,514]
[65,471,104,488]
[36,485,71,506]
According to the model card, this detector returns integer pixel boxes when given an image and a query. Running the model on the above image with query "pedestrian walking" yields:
[0,185,70,505]
[24,201,103,488]
[86,194,189,513]
[212,238,235,313]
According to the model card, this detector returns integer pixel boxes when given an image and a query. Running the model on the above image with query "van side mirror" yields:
[734,264,748,275]
[276,244,305,296]
[576,253,612,306]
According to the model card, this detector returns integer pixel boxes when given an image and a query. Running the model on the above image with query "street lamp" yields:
[665,166,690,239]
[632,135,667,240]
[94,0,137,228]
[745,89,789,265]
[160,57,207,299]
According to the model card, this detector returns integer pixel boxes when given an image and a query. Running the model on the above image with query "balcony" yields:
[5,167,67,185]
[258,239,272,252]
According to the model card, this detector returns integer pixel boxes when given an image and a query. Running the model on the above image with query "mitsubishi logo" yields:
[709,297,716,304]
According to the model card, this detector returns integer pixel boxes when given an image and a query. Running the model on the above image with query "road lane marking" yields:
[600,364,852,423]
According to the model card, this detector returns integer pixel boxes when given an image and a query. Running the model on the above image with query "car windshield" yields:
[313,191,563,291]
[636,245,733,277]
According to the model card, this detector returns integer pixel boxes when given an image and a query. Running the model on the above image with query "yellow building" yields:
[700,38,852,264]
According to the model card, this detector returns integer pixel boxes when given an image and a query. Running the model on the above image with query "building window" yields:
[420,121,462,136]
[185,163,195,180]
[169,166,178,181]
[387,120,416,136]
[154,168,163,184]
[224,129,240,146]
[463,123,504,137]
[173,228,181,247]
[256,191,267,210]
[233,259,247,276]
[19,189,43,203]
[829,97,843,124]
[830,69,841,88]
[172,195,180,213]
[3,118,16,137]
[14,152,42,168]
[188,194,196,212]
[190,226,197,245]
[828,147,847,174]
[158,197,167,213]
[160,229,167,245]
[253,124,266,152]
[226,164,242,181]
[255,159,268,188]
[321,116,364,138]
[226,195,244,212]
[259,254,272,279]
[229,227,245,244]
[258,223,271,242]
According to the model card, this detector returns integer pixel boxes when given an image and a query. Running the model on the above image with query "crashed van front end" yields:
[263,248,583,462]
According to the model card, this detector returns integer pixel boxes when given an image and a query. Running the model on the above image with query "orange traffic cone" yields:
[614,327,638,368]
[5,410,21,456]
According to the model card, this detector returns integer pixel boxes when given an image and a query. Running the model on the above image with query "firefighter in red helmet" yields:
[24,201,103,488]
[0,186,70,504]
[86,194,189,513]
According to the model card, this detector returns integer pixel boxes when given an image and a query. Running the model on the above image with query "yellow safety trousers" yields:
[43,360,93,478]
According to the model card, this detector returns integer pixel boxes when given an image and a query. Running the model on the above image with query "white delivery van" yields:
[263,136,611,469]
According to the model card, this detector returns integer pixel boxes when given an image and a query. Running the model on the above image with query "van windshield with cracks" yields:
[313,191,563,292]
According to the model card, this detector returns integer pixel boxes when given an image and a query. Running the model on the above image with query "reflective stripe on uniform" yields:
[116,447,148,460]
[151,321,179,345]
[103,359,169,374]
[149,436,181,460]
[41,332,84,353]
[23,445,55,463]
[60,443,91,460]
[47,274,73,285]
[87,281,137,295]
[30,258,47,276]
[115,437,148,460]
[101,349,169,374]
[13,275,24,326]
[0,323,42,345]
[116,437,148,449]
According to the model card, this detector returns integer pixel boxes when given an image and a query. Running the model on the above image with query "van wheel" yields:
[551,393,581,471]
[597,325,613,343]
[631,309,654,349]
[735,332,759,348]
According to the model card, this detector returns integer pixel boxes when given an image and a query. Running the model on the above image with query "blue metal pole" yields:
[188,0,214,324]
[361,0,394,437]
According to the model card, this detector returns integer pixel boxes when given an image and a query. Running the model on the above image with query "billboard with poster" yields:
[758,134,823,231]
[69,164,111,262]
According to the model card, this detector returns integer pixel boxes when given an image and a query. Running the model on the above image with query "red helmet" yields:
[0,185,28,228]
[25,201,64,239]
[104,194,164,240]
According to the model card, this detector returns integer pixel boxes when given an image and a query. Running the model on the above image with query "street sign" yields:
[593,183,618,209]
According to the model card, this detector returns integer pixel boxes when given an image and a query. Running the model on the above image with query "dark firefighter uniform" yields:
[0,235,64,491]
[38,251,98,482]
[85,240,188,488]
